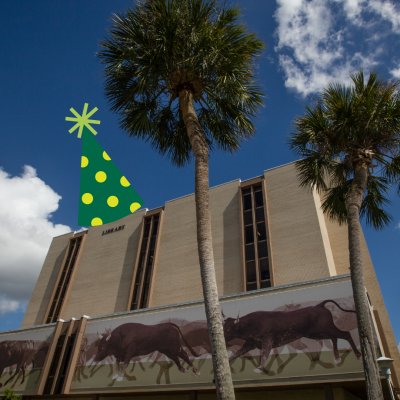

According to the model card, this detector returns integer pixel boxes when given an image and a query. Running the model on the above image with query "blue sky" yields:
[0,0,399,349]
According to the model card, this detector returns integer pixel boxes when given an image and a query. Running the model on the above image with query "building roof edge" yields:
[264,159,298,173]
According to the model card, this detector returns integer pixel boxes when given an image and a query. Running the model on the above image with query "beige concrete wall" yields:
[150,179,242,307]
[21,232,74,328]
[61,210,146,320]
[324,214,400,387]
[264,162,334,286]
[21,160,398,393]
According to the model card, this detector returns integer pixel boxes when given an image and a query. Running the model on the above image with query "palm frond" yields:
[360,175,393,229]
[321,180,350,225]
[98,0,265,166]
[288,68,400,230]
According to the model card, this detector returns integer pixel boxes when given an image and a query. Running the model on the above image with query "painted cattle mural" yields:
[0,327,54,392]
[70,280,379,392]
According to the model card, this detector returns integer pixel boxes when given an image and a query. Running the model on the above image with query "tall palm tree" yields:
[98,1,264,398]
[289,69,400,400]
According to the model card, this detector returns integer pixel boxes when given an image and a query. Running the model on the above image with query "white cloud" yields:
[274,0,400,96]
[0,297,22,315]
[0,166,71,314]
[390,66,400,78]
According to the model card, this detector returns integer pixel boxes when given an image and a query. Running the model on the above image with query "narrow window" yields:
[43,335,66,394]
[41,319,81,395]
[46,237,83,324]
[130,214,160,310]
[241,183,272,291]
[54,334,76,394]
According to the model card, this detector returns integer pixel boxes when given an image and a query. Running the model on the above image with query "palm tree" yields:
[97,1,264,398]
[289,69,400,400]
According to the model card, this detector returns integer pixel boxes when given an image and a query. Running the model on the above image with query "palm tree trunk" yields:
[179,88,235,400]
[346,161,383,400]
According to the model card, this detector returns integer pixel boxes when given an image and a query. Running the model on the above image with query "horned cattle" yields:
[93,322,200,381]
[222,300,362,373]
[0,340,37,387]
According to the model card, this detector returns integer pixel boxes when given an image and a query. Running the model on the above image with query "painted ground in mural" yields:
[71,281,376,390]
[0,326,54,392]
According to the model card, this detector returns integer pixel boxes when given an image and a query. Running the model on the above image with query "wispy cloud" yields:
[274,0,400,96]
[0,166,71,314]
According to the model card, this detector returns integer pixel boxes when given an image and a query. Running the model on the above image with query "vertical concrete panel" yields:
[150,192,201,306]
[313,189,337,276]
[210,180,242,296]
[323,215,351,276]
[151,180,242,307]
[324,214,400,386]
[264,162,331,285]
[21,232,74,328]
[61,210,145,320]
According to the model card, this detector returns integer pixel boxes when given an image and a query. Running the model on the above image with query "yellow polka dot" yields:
[120,176,130,187]
[103,151,111,161]
[107,196,119,207]
[82,193,93,204]
[81,156,89,168]
[95,171,107,182]
[91,217,103,226]
[130,202,141,213]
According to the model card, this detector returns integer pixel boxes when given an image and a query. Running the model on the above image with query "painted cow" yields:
[0,340,37,387]
[94,322,200,381]
[222,299,362,373]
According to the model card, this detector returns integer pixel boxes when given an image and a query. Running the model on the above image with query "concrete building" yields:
[1,161,399,400]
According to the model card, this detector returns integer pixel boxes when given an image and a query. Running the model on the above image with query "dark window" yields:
[256,222,267,241]
[243,191,252,211]
[246,261,257,283]
[241,183,272,291]
[245,225,254,244]
[260,280,271,289]
[254,186,264,207]
[46,237,83,324]
[245,244,255,261]
[131,214,161,310]
[44,335,66,394]
[55,334,76,394]
[243,210,253,225]
[258,241,268,258]
[259,258,270,280]
[255,207,265,223]
[246,282,257,291]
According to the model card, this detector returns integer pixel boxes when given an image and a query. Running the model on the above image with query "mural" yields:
[0,326,54,392]
[70,280,377,391]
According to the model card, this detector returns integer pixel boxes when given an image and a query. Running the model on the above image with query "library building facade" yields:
[0,161,399,400]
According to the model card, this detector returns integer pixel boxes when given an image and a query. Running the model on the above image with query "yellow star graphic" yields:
[65,103,101,138]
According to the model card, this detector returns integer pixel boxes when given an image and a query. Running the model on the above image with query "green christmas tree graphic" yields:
[66,104,144,226]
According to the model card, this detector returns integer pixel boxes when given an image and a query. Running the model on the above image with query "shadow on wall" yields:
[114,221,143,313]
[34,245,69,326]
[223,190,243,295]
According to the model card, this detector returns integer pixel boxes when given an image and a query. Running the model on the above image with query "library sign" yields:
[102,225,125,236]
